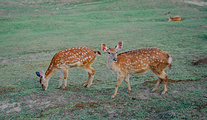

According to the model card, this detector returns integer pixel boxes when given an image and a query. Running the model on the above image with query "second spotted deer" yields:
[36,46,101,91]
[102,42,172,98]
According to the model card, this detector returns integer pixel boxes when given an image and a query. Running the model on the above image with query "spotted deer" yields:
[165,12,182,21]
[36,46,101,91]
[101,41,172,98]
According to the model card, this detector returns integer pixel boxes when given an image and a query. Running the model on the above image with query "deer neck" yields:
[168,14,172,21]
[44,63,55,82]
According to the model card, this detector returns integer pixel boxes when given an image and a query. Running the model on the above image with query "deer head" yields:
[36,71,47,91]
[101,41,123,62]
[165,11,170,15]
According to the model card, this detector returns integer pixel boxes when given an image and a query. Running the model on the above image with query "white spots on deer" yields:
[36,46,101,91]
[49,46,98,68]
[102,42,172,98]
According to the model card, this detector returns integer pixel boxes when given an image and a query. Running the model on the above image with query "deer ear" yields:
[115,41,123,50]
[101,43,108,52]
[36,72,41,77]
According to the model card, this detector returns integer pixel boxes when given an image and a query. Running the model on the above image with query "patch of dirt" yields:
[64,85,87,92]
[191,58,207,66]
[0,9,7,16]
[135,78,207,99]
[1,77,206,117]
[0,64,7,68]
[137,88,160,99]
[0,102,21,114]
[103,104,118,118]
[0,87,15,95]
[0,58,10,65]
[23,91,70,110]
[0,91,72,115]
[74,102,98,109]
[184,1,207,6]
[1,87,102,115]
[196,104,207,112]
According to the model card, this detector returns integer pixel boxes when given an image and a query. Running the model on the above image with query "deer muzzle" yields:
[113,58,118,62]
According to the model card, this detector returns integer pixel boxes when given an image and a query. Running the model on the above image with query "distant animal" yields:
[101,41,172,98]
[165,12,182,21]
[36,46,101,91]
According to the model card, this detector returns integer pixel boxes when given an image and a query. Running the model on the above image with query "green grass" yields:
[0,0,207,119]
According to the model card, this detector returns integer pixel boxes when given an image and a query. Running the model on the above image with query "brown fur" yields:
[165,12,182,21]
[36,46,101,91]
[102,42,172,98]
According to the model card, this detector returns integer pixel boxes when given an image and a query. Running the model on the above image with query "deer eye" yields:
[108,52,111,54]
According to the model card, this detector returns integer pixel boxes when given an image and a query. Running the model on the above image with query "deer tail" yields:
[168,55,172,70]
[94,51,102,56]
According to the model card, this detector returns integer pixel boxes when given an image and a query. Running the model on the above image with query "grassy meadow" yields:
[0,0,207,119]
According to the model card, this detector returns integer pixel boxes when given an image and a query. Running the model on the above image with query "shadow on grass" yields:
[142,78,206,86]
[191,57,207,66]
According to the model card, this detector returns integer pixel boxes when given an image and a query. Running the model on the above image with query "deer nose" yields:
[113,58,117,62]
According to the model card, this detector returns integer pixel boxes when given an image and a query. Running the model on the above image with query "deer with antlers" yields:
[102,41,172,98]
[36,46,101,91]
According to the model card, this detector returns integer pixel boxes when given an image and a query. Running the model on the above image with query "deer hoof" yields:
[161,91,167,95]
[83,84,88,87]
[152,88,158,92]
[87,84,92,88]
[111,95,116,99]
[63,86,67,90]
[127,90,131,94]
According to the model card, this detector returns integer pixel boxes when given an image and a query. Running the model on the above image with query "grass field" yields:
[0,0,207,119]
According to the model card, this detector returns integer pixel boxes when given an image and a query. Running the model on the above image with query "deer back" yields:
[109,47,171,75]
[44,46,99,76]
[171,16,182,21]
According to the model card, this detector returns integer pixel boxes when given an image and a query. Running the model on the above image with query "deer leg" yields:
[83,72,90,87]
[62,68,68,89]
[58,70,64,88]
[125,74,131,93]
[87,68,95,88]
[152,78,162,92]
[111,75,125,99]
[160,72,168,95]
[162,78,168,95]
[156,71,168,94]
[82,66,95,88]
